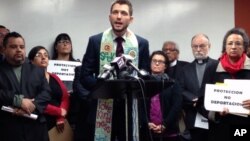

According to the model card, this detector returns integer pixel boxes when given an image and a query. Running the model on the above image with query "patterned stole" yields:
[94,28,139,141]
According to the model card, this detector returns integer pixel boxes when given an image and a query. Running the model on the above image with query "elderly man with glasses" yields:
[178,34,218,141]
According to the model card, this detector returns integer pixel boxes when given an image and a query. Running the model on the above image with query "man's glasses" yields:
[192,44,208,49]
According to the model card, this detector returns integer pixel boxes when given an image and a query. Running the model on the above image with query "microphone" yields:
[122,54,149,78]
[98,64,115,80]
[110,56,126,71]
[98,56,126,80]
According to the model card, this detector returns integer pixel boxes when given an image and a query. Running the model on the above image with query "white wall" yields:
[0,0,234,62]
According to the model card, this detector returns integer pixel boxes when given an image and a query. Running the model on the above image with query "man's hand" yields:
[21,98,35,114]
[192,97,198,107]
[13,108,27,116]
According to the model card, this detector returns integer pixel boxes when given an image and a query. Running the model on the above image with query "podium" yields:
[90,79,174,141]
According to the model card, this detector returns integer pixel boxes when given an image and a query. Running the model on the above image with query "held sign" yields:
[47,60,81,81]
[204,84,250,115]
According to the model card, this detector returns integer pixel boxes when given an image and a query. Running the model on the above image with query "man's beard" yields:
[193,52,207,60]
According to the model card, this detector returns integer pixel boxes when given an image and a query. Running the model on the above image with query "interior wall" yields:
[0,0,234,62]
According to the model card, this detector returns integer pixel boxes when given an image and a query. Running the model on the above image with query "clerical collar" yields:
[170,60,177,67]
[195,57,208,64]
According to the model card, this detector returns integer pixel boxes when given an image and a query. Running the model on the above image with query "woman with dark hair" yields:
[28,46,70,136]
[52,33,81,133]
[208,27,250,141]
[52,33,76,61]
[51,33,80,91]
[142,50,182,141]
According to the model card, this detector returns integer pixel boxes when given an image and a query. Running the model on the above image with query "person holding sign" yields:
[52,33,79,91]
[208,27,250,141]
[28,46,71,140]
[51,33,80,131]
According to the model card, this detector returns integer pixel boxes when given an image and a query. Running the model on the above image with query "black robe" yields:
[0,60,51,141]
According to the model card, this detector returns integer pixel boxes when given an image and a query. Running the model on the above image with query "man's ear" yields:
[129,16,134,24]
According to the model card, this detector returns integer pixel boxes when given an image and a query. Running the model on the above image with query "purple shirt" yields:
[150,93,162,125]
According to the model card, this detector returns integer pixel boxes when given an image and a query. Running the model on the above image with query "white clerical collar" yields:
[170,60,177,67]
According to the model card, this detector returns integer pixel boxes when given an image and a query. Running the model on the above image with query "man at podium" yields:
[79,1,150,141]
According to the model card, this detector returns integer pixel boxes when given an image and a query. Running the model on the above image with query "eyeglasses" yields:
[58,40,71,44]
[226,41,243,47]
[35,53,49,58]
[192,44,208,49]
[151,59,165,65]
[163,48,176,52]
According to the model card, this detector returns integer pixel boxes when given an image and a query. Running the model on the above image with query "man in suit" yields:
[162,41,191,140]
[0,32,51,141]
[162,41,189,79]
[178,34,218,141]
[80,1,150,141]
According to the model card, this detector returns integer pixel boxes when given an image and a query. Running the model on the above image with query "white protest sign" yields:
[47,60,81,81]
[204,84,250,115]
[224,79,250,86]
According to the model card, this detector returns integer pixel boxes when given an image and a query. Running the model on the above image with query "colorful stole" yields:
[94,28,139,141]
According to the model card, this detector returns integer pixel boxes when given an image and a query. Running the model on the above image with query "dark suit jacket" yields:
[79,32,150,141]
[73,65,89,99]
[0,60,51,123]
[80,32,150,91]
[166,60,189,80]
[178,57,218,129]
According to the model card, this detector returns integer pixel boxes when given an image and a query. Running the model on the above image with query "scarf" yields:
[99,28,139,73]
[220,53,246,75]
[95,28,139,141]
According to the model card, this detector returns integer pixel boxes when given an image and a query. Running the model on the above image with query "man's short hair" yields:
[3,32,24,47]
[0,25,10,32]
[162,41,180,53]
[110,0,133,16]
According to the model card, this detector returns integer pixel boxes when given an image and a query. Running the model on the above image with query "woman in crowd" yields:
[52,33,77,61]
[28,46,70,134]
[208,27,250,140]
[143,50,182,141]
[52,33,79,90]
[51,33,81,129]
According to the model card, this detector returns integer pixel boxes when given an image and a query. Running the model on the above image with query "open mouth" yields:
[114,22,123,27]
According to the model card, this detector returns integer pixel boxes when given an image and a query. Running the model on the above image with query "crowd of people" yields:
[1,0,250,141]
